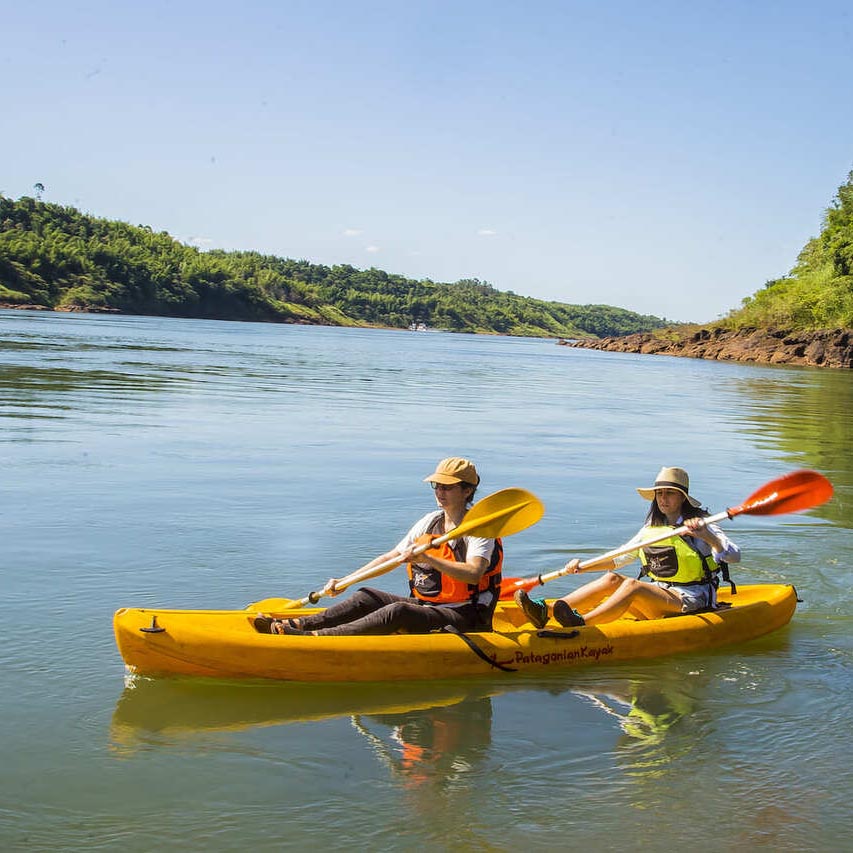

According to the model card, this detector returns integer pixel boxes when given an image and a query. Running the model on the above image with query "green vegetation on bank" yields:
[723,171,853,331]
[0,196,666,338]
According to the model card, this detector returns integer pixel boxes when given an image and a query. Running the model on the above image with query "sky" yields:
[3,0,852,323]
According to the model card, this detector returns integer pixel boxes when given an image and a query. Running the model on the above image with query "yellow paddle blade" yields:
[244,597,300,612]
[453,487,545,540]
[245,487,545,612]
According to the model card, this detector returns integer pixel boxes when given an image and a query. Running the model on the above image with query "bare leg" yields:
[555,571,625,615]
[582,577,682,625]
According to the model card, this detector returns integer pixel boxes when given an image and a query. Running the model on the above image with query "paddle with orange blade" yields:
[500,469,833,598]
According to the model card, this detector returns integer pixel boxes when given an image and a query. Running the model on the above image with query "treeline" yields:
[723,170,853,331]
[0,195,667,338]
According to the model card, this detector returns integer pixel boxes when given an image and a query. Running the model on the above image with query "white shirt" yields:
[396,509,496,564]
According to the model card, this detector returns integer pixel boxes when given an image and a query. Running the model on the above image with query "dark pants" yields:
[297,587,489,636]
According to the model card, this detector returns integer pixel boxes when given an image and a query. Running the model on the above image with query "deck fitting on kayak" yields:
[139,615,165,634]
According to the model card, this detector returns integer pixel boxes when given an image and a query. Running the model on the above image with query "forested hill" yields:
[565,170,853,368]
[0,196,666,338]
[723,170,853,331]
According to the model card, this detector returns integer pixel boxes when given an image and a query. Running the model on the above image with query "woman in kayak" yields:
[256,457,502,636]
[515,466,740,628]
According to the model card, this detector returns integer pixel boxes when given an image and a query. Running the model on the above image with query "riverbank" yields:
[0,302,121,313]
[562,326,853,369]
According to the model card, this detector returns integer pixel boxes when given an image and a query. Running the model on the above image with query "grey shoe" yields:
[553,599,585,627]
[514,589,548,629]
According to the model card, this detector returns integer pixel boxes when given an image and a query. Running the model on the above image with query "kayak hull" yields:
[113,584,797,682]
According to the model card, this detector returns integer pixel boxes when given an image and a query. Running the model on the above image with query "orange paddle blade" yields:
[499,575,543,599]
[729,469,834,518]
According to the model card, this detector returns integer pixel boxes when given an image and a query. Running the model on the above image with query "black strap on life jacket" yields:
[716,560,736,595]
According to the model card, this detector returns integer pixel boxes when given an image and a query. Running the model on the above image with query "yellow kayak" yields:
[113,584,797,682]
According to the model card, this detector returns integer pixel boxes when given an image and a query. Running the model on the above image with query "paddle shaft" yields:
[539,508,732,585]
[499,515,726,597]
[289,487,544,608]
[261,470,832,608]
[502,469,833,596]
[302,523,471,605]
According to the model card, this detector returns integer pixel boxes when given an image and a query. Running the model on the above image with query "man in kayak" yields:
[256,457,503,636]
[515,466,740,628]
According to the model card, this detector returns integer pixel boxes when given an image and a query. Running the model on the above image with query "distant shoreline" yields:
[562,326,853,369]
[5,302,850,368]
[0,303,559,338]
[0,303,439,339]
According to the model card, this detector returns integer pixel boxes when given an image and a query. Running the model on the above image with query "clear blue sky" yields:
[3,0,852,322]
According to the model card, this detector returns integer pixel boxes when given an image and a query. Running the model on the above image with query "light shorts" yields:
[653,580,716,613]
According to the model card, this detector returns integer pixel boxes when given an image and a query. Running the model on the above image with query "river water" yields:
[1,310,850,851]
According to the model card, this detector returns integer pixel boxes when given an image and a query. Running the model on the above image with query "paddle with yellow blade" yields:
[500,469,834,598]
[248,487,544,613]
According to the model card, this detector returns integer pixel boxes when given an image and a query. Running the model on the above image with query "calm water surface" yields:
[1,310,851,851]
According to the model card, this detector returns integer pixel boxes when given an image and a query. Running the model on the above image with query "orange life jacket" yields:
[406,514,503,606]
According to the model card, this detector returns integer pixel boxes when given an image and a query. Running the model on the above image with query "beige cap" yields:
[637,466,702,508]
[424,457,480,486]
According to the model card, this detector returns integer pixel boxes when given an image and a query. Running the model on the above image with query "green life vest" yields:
[637,525,715,584]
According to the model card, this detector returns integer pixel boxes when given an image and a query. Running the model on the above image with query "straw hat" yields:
[637,466,702,507]
[424,457,480,486]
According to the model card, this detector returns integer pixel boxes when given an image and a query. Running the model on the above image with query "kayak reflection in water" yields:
[256,457,503,636]
[575,679,696,746]
[516,466,741,628]
[352,696,493,791]
[573,676,702,779]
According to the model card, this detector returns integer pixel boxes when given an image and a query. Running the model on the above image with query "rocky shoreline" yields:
[562,326,853,369]
[0,302,121,313]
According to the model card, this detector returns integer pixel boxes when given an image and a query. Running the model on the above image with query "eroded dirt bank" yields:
[563,327,853,369]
